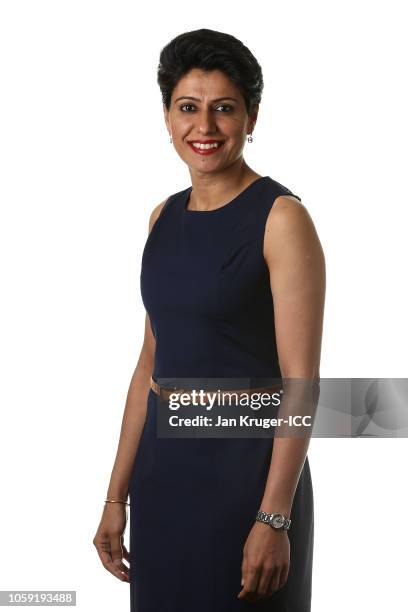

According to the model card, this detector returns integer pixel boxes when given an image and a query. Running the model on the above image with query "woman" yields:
[93,28,325,611]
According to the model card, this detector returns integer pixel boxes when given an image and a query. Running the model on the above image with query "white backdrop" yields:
[0,1,407,610]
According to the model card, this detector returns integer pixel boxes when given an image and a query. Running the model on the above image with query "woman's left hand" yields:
[237,521,290,603]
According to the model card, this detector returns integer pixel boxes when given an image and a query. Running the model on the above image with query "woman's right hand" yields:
[93,503,130,582]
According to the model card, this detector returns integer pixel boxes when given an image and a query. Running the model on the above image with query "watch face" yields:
[271,514,285,529]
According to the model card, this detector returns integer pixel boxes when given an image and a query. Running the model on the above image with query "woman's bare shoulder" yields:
[264,194,325,264]
[266,195,316,237]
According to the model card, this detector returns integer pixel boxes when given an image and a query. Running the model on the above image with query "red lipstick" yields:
[187,139,225,156]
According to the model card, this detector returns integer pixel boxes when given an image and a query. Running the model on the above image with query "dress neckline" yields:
[183,176,269,215]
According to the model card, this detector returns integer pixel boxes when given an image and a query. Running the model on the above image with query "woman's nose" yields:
[196,109,217,133]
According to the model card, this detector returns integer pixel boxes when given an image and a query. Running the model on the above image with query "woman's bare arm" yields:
[260,194,326,515]
[105,312,155,501]
[105,198,168,501]
[238,195,325,602]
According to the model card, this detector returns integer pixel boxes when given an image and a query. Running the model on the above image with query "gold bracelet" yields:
[104,498,130,506]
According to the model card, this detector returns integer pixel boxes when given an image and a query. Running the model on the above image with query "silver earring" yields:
[247,133,253,143]
[169,134,173,143]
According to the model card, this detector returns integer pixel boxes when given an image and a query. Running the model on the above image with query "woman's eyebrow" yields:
[174,96,238,103]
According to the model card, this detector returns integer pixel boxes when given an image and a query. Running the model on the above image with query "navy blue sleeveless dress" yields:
[128,176,314,611]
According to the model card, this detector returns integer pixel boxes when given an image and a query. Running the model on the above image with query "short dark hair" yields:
[157,28,263,115]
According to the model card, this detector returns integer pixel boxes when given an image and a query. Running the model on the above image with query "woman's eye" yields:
[179,104,195,112]
[215,105,232,112]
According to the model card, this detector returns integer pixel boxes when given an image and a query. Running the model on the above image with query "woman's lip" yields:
[187,141,225,156]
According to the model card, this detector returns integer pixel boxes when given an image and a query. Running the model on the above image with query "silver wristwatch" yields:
[256,509,291,531]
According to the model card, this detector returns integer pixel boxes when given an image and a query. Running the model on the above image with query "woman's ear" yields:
[249,103,259,132]
[163,103,170,133]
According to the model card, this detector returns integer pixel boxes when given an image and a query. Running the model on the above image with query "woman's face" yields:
[164,68,258,174]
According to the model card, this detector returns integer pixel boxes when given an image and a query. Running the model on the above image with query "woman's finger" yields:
[121,542,131,562]
[110,536,130,581]
[278,563,290,589]
[239,563,261,603]
[94,536,129,582]
[95,545,129,581]
[257,566,275,599]
[267,566,282,594]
